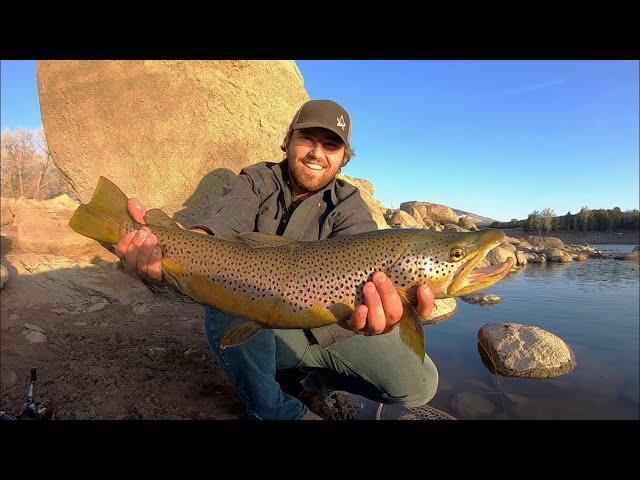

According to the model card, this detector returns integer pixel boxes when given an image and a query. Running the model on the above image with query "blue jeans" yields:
[204,306,439,420]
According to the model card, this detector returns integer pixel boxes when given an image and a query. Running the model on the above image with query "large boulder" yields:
[477,323,576,378]
[515,251,528,266]
[458,216,477,231]
[528,235,565,249]
[37,60,309,227]
[544,248,573,263]
[485,244,517,266]
[400,201,459,225]
[387,210,421,228]
[443,223,468,232]
[6,195,106,257]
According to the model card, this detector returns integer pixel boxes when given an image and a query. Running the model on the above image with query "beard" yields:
[287,157,340,195]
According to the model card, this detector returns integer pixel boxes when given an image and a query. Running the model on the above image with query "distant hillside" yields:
[451,208,498,228]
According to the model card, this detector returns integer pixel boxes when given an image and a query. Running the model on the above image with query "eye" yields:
[450,247,465,262]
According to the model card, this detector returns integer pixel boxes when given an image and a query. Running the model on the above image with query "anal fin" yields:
[221,321,264,349]
[399,302,426,363]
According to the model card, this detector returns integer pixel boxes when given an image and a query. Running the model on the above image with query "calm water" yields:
[381,244,639,420]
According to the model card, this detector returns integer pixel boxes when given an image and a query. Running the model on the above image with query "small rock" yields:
[73,321,89,326]
[462,294,502,306]
[24,323,46,334]
[478,323,576,378]
[86,302,107,313]
[450,392,497,419]
[24,330,48,344]
[615,252,640,261]
[147,346,166,359]
[90,296,107,304]
[133,304,151,315]
[0,264,8,289]
[9,314,19,321]
[51,308,70,315]
[184,348,201,358]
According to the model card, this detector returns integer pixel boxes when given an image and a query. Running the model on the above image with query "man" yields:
[116,99,438,420]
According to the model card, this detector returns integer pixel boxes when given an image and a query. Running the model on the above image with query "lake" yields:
[366,244,639,420]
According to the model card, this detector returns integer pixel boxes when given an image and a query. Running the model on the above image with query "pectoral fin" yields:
[221,321,264,349]
[399,302,426,363]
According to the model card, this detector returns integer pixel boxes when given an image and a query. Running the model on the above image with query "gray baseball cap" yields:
[289,99,352,147]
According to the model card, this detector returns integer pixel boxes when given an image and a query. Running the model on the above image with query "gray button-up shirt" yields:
[191,159,379,347]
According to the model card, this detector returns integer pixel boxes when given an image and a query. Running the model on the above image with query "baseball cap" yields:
[289,99,352,148]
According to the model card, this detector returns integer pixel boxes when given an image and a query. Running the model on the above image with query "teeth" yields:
[305,163,323,171]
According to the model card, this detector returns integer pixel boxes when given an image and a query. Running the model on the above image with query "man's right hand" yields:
[115,198,164,282]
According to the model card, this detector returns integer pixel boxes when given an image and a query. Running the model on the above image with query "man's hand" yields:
[344,272,434,335]
[115,199,164,282]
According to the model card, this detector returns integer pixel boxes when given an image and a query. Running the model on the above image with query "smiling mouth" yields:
[303,162,325,172]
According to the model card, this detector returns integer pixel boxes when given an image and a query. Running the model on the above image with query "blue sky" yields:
[2,60,638,221]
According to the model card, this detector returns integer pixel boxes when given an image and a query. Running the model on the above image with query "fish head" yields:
[413,229,513,297]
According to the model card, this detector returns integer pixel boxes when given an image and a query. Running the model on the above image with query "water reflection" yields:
[423,245,639,420]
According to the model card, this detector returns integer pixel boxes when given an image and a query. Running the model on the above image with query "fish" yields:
[69,176,514,363]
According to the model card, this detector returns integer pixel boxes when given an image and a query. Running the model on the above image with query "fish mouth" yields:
[447,230,514,296]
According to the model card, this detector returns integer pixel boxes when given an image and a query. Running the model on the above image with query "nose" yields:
[309,141,325,159]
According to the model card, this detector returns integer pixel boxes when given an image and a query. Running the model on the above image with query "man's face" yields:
[287,127,346,198]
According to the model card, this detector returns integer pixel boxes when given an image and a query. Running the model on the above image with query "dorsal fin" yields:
[144,208,179,229]
[233,232,299,249]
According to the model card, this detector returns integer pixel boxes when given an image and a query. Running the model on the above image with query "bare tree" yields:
[1,128,76,200]
[541,208,555,234]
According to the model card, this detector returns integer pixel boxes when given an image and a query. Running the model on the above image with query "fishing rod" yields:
[0,368,54,421]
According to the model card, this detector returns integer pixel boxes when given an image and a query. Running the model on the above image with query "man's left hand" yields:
[344,272,434,335]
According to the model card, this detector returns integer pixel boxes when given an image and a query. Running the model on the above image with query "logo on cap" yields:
[336,115,346,131]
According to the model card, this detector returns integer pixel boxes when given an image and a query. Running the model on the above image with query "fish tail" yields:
[68,176,131,245]
[399,301,426,364]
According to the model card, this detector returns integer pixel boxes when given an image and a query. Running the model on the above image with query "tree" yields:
[563,211,573,231]
[0,128,76,200]
[527,210,543,234]
[578,206,591,232]
[541,208,554,234]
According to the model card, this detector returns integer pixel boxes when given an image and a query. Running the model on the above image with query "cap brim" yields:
[292,122,350,147]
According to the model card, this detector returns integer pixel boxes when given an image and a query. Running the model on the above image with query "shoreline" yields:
[499,228,639,246]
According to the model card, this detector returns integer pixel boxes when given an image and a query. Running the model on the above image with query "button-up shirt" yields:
[191,159,378,347]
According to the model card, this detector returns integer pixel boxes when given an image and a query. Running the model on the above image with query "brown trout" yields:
[69,177,514,362]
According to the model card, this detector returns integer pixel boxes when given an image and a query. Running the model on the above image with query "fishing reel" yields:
[0,368,54,421]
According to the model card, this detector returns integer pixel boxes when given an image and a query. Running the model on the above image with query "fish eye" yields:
[450,247,465,262]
